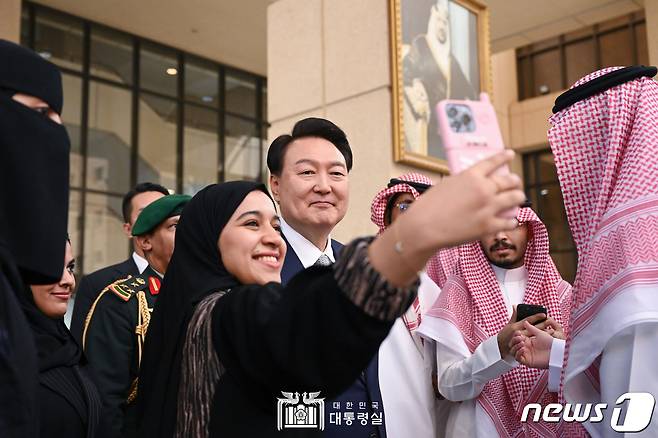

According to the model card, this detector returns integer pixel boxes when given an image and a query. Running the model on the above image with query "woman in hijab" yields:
[20,237,101,438]
[138,151,524,438]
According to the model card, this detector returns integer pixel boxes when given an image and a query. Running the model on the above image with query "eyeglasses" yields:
[395,201,413,212]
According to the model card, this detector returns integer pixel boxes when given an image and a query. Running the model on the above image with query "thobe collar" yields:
[279,217,335,268]
[491,264,527,284]
[132,251,148,274]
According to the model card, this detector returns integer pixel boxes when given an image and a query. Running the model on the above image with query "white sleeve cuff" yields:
[548,338,566,392]
[473,335,518,380]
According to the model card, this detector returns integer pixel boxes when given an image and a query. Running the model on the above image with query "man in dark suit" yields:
[69,182,169,343]
[268,118,386,438]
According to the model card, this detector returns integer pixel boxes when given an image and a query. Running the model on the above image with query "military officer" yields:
[82,194,190,438]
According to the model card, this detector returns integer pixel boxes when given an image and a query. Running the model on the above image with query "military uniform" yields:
[82,266,162,438]
[81,194,190,438]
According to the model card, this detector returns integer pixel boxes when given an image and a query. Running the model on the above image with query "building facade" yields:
[2,0,658,282]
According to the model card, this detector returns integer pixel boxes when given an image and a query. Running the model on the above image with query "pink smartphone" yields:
[436,93,518,218]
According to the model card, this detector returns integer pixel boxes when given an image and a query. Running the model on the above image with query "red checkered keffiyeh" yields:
[370,173,434,331]
[426,208,581,437]
[548,67,658,405]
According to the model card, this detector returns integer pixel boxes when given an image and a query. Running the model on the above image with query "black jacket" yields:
[70,257,140,344]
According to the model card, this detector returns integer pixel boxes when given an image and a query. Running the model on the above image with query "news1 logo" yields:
[521,392,656,432]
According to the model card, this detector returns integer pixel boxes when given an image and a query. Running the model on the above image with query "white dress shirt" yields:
[132,251,148,274]
[417,264,564,437]
[279,217,335,268]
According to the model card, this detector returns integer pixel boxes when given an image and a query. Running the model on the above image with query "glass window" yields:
[517,56,533,100]
[565,38,596,86]
[225,116,261,181]
[226,70,257,117]
[83,193,129,273]
[61,74,83,188]
[87,81,132,193]
[183,104,218,195]
[185,57,218,106]
[91,26,133,85]
[20,4,30,46]
[262,85,268,121]
[537,183,574,252]
[537,153,559,184]
[600,28,633,68]
[523,150,577,282]
[516,13,648,102]
[532,49,561,96]
[34,8,83,71]
[22,1,267,274]
[140,41,178,97]
[138,93,177,190]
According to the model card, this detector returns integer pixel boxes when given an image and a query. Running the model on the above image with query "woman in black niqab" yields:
[0,39,70,437]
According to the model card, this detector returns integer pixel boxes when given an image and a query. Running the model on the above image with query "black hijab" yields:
[18,279,80,372]
[138,181,273,438]
[0,39,70,285]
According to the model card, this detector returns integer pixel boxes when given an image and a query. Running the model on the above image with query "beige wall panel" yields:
[323,0,390,103]
[491,50,518,147]
[509,91,561,150]
[324,87,392,241]
[323,87,445,242]
[575,0,641,25]
[0,0,21,42]
[645,0,658,67]
[266,108,327,146]
[267,0,324,122]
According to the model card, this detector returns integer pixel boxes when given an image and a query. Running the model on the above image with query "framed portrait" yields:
[389,0,491,173]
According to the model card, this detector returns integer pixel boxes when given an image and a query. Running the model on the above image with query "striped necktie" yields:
[313,254,332,267]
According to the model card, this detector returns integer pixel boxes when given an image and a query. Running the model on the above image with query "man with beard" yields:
[82,194,190,438]
[403,0,477,158]
[417,205,582,437]
[0,40,70,437]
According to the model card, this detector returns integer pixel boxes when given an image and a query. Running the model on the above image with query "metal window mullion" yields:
[27,2,36,48]
[78,21,91,274]
[256,76,265,182]
[219,67,226,182]
[176,51,184,194]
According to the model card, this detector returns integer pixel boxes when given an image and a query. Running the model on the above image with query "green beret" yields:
[132,194,191,236]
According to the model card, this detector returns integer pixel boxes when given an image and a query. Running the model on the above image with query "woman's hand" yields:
[400,150,525,251]
[369,150,524,287]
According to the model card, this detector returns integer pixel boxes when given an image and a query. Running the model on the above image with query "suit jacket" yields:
[280,234,386,438]
[70,257,140,345]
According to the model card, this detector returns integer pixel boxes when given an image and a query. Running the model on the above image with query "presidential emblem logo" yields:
[277,391,325,431]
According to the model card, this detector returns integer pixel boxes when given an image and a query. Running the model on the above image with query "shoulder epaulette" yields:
[108,275,148,302]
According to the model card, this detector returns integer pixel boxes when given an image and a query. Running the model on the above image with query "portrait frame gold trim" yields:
[389,0,492,174]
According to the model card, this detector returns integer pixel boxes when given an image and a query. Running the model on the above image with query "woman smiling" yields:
[138,151,524,437]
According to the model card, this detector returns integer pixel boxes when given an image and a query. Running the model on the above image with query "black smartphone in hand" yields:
[516,304,547,323]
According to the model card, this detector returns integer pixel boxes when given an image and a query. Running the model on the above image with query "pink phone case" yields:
[436,93,518,218]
